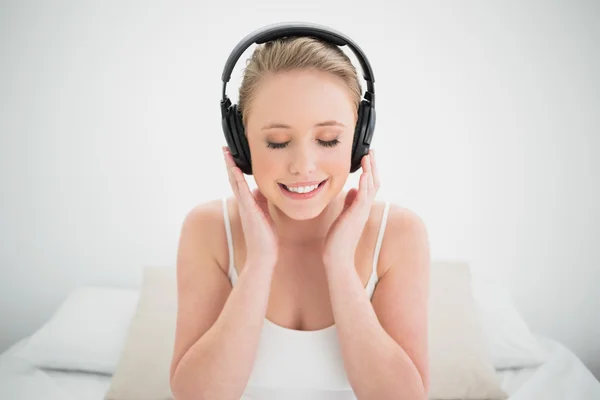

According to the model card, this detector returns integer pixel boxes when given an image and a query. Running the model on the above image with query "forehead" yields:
[247,69,356,129]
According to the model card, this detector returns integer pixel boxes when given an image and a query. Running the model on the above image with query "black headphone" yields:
[220,21,376,175]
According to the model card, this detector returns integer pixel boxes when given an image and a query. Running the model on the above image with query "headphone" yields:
[220,21,376,175]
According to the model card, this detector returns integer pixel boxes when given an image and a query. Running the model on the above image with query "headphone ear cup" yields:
[351,102,364,160]
[229,104,253,175]
[350,100,373,173]
[222,101,239,160]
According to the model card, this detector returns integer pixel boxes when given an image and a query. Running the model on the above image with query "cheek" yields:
[252,147,283,170]
[323,150,350,173]
[249,147,281,188]
[328,141,353,171]
[319,146,352,188]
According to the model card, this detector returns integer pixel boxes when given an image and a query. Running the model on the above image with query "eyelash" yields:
[266,139,340,149]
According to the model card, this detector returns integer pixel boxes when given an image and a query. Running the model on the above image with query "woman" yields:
[169,31,430,400]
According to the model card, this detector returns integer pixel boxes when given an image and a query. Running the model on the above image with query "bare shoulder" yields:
[378,203,430,277]
[385,203,428,232]
[180,198,224,238]
[179,197,230,275]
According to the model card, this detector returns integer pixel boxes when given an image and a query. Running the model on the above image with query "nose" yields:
[288,143,316,176]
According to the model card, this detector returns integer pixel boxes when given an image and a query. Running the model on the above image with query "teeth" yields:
[285,183,319,193]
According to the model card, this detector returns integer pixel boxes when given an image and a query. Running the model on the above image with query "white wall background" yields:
[1,0,599,378]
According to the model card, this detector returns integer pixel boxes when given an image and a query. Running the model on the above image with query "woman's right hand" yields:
[223,146,279,267]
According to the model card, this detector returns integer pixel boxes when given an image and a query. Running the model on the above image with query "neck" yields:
[267,191,346,247]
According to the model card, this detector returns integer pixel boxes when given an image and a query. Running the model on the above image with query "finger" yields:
[370,149,380,191]
[360,167,375,222]
[362,154,374,199]
[357,171,368,205]
[367,153,375,199]
[230,165,255,211]
[223,148,240,198]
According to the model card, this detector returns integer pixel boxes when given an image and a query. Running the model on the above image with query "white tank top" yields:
[221,197,391,400]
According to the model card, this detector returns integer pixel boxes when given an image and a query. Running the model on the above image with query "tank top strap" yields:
[221,197,238,286]
[366,201,391,298]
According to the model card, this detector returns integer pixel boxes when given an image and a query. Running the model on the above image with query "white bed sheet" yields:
[44,369,113,399]
[499,334,600,399]
[1,334,599,399]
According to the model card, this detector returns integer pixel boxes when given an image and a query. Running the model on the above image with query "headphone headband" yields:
[220,21,375,104]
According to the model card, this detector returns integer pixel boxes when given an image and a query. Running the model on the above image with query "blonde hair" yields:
[237,36,362,128]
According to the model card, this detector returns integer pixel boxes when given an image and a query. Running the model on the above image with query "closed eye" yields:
[318,139,340,148]
[266,139,340,149]
[266,141,289,149]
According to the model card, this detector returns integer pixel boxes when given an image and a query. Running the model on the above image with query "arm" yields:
[324,206,430,400]
[169,203,275,400]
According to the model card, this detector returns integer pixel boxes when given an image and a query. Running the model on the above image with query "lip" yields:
[280,180,326,188]
[278,179,328,200]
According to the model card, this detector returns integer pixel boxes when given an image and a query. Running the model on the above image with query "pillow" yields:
[107,262,507,400]
[471,278,548,369]
[427,261,508,399]
[105,266,177,400]
[14,286,140,375]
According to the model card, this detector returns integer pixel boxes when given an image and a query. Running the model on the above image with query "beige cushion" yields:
[104,266,176,400]
[106,262,507,399]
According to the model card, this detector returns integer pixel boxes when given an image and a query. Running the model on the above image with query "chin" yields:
[283,205,327,221]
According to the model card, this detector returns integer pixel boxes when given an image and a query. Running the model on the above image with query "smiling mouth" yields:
[278,179,328,194]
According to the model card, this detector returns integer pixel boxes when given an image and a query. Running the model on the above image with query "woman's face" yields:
[245,68,357,220]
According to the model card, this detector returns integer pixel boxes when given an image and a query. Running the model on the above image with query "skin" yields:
[170,68,430,399]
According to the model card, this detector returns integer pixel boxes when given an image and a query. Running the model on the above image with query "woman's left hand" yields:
[323,149,380,268]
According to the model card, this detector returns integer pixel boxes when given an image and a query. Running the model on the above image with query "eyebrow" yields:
[260,120,346,130]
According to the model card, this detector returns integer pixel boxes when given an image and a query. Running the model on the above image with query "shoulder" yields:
[378,202,430,277]
[179,197,230,274]
[385,203,428,238]
[181,198,226,229]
